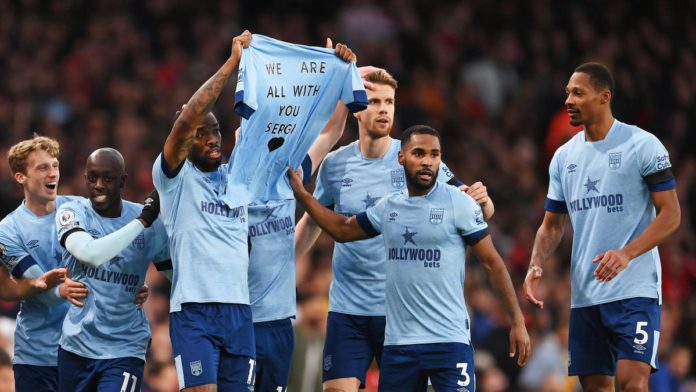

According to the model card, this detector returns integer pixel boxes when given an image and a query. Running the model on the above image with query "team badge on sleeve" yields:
[609,152,621,169]
[429,208,444,225]
[59,210,76,226]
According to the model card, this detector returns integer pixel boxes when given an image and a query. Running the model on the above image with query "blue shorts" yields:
[322,312,385,387]
[569,297,661,376]
[253,318,294,392]
[170,302,256,390]
[379,343,475,392]
[13,364,58,392]
[57,348,144,392]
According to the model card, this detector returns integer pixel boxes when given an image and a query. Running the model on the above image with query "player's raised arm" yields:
[471,235,531,366]
[523,211,566,309]
[289,168,370,243]
[305,40,357,174]
[163,30,251,169]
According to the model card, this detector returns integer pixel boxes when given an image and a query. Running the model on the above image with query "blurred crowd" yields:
[1,0,695,391]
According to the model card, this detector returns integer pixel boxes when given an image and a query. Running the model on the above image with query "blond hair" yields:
[365,69,398,90]
[8,134,60,174]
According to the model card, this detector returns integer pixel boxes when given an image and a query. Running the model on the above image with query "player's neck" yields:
[584,114,615,142]
[24,195,56,217]
[358,131,391,159]
[406,182,434,197]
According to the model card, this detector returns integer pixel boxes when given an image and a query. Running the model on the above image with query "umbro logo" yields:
[388,211,398,221]
[567,164,577,173]
[341,178,353,188]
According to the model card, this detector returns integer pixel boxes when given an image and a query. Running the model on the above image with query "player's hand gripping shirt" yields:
[0,195,79,366]
[314,138,457,316]
[56,198,169,360]
[227,34,367,205]
[545,120,675,307]
[153,155,249,312]
[357,181,488,345]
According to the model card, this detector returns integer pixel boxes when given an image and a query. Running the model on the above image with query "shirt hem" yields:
[59,344,146,361]
[384,337,471,346]
[570,293,659,308]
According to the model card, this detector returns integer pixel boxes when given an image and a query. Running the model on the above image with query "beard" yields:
[406,167,439,191]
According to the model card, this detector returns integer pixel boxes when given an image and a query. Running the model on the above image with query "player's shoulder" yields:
[0,206,22,228]
[59,197,90,212]
[618,120,660,145]
[121,200,144,218]
[440,182,475,205]
[323,141,358,166]
[57,195,83,208]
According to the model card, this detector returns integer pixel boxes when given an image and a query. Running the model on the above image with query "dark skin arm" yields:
[593,189,680,281]
[163,30,252,169]
[523,211,565,309]
[288,168,370,243]
[471,236,531,366]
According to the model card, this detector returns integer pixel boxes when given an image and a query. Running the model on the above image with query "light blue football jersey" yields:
[359,181,488,345]
[227,34,368,205]
[152,154,249,312]
[545,120,674,307]
[55,198,169,360]
[0,195,79,366]
[247,199,296,322]
[314,138,456,316]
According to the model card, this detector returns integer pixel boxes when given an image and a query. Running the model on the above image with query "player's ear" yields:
[14,172,26,185]
[600,89,611,105]
[398,150,404,165]
[120,174,128,189]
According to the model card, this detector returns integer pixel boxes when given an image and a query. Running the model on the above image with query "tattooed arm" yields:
[163,30,252,168]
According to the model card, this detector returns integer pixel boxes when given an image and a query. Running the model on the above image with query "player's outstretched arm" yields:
[593,189,680,282]
[289,168,369,243]
[460,181,495,220]
[61,191,161,268]
[163,30,252,169]
[472,235,530,366]
[0,266,66,301]
[295,213,323,259]
[523,211,565,309]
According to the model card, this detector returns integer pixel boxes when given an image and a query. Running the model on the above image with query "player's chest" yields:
[332,163,405,211]
[381,202,454,247]
[561,147,640,197]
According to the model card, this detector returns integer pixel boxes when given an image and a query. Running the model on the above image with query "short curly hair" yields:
[8,134,60,175]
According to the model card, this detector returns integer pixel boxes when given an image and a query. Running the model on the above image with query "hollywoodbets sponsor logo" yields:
[569,193,624,213]
[77,263,141,292]
[249,216,294,237]
[200,201,244,219]
[388,247,442,268]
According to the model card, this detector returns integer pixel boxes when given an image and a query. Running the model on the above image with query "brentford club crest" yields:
[391,169,405,188]
[190,360,202,376]
[429,208,444,225]
[609,152,621,169]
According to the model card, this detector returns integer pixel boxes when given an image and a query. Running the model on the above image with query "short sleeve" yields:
[234,46,258,119]
[153,154,185,191]
[0,228,36,278]
[313,160,334,207]
[545,148,568,213]
[340,62,368,113]
[438,161,457,184]
[56,203,87,245]
[149,221,171,263]
[636,133,671,177]
[364,196,389,234]
[452,191,489,245]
